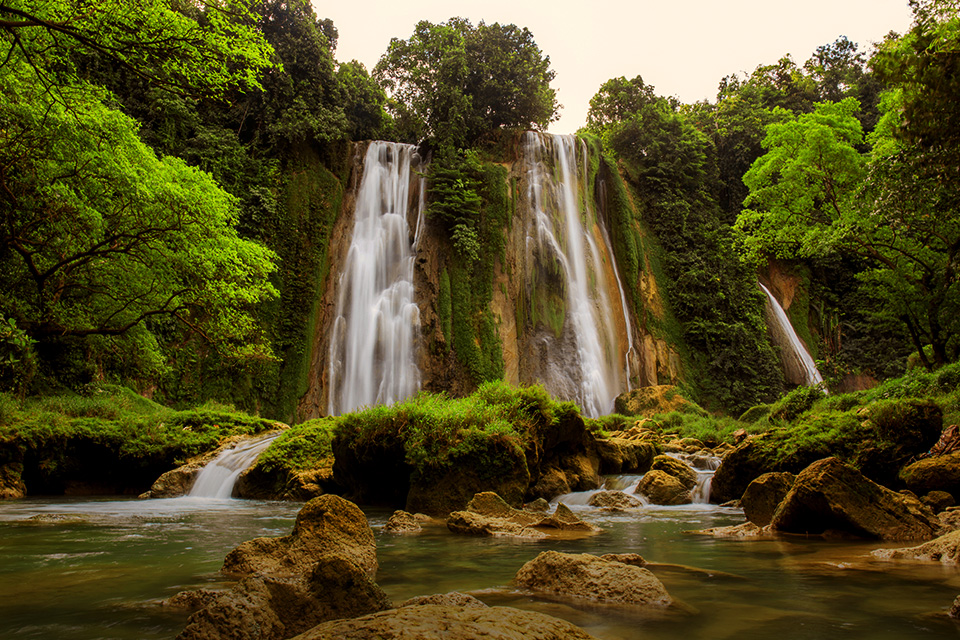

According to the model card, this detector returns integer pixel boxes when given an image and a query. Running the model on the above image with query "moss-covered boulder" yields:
[901,452,960,498]
[650,454,697,490]
[770,458,941,541]
[636,470,691,505]
[741,472,795,527]
[592,437,657,475]
[614,385,700,417]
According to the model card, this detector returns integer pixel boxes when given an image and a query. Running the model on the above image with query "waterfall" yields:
[326,142,424,416]
[188,433,281,499]
[760,282,826,390]
[521,132,633,417]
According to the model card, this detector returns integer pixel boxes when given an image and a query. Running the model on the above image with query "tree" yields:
[737,95,960,368]
[374,18,558,146]
[0,65,277,360]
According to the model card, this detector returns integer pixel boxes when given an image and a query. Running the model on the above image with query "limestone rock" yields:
[614,385,696,418]
[872,529,960,564]
[447,493,599,537]
[771,457,941,541]
[289,604,600,640]
[178,495,391,640]
[651,455,697,489]
[923,490,956,513]
[514,551,672,607]
[741,472,796,527]
[528,467,571,501]
[162,589,221,612]
[142,464,202,499]
[691,522,772,538]
[587,490,643,511]
[223,494,378,578]
[383,510,422,534]
[599,553,646,567]
[399,592,488,608]
[592,437,656,475]
[941,507,960,531]
[537,503,602,532]
[710,438,781,504]
[525,498,550,512]
[901,451,960,498]
[636,470,691,505]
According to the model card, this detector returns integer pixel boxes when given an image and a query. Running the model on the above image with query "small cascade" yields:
[326,141,425,416]
[521,132,634,417]
[760,282,826,390]
[665,452,721,505]
[188,433,281,499]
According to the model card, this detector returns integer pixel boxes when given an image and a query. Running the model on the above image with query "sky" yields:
[317,0,915,134]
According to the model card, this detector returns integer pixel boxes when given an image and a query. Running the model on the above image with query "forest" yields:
[0,0,957,420]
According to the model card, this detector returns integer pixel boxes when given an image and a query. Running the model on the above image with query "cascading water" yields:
[760,282,826,390]
[326,141,425,416]
[188,432,281,499]
[521,132,634,417]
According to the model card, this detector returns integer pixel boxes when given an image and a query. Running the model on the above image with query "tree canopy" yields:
[374,17,558,146]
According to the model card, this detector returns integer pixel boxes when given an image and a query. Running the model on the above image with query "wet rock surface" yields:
[872,529,960,564]
[587,490,642,510]
[447,492,600,538]
[636,469,691,505]
[383,510,423,534]
[741,472,796,527]
[514,551,672,607]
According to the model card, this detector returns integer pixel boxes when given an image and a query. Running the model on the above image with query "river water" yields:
[1,495,959,639]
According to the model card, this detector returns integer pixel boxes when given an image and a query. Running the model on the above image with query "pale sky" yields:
[317,0,914,134]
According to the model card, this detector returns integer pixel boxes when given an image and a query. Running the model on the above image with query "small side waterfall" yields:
[520,132,634,417]
[760,282,826,390]
[326,142,425,416]
[188,433,281,499]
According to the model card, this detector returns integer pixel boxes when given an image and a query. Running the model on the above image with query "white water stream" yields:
[326,142,425,416]
[188,432,282,499]
[523,133,634,417]
[760,282,826,390]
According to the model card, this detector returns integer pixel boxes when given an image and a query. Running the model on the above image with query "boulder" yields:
[614,385,696,417]
[223,494,378,577]
[587,491,643,511]
[741,472,796,527]
[537,503,602,532]
[691,522,771,538]
[941,507,960,531]
[651,455,697,489]
[557,453,601,491]
[525,498,550,512]
[399,592,487,608]
[178,495,390,640]
[528,467,571,501]
[142,464,202,499]
[592,437,656,475]
[288,604,600,640]
[0,462,26,499]
[901,451,960,498]
[599,553,646,567]
[923,490,956,514]
[513,551,672,607]
[383,510,422,534]
[770,458,941,541]
[636,470,691,505]
[710,437,782,504]
[872,529,960,564]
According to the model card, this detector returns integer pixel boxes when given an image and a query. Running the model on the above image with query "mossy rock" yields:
[613,386,704,418]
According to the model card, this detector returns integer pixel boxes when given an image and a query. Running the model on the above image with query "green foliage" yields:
[256,418,336,473]
[656,411,756,446]
[374,18,558,146]
[334,381,574,476]
[768,385,827,423]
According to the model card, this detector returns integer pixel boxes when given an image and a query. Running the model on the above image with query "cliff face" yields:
[298,134,683,421]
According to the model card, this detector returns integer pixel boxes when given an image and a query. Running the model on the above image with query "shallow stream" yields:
[1,494,959,639]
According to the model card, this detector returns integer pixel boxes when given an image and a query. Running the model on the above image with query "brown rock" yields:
[399,592,488,608]
[223,495,378,578]
[691,522,772,538]
[289,604,600,640]
[537,503,602,532]
[950,595,960,620]
[592,437,656,475]
[514,551,672,607]
[741,472,796,527]
[651,455,697,489]
[587,490,643,510]
[528,467,571,502]
[525,498,550,512]
[923,490,956,513]
[901,451,960,498]
[162,589,221,612]
[599,553,646,567]
[614,385,695,417]
[771,457,941,541]
[636,470,691,505]
[0,462,26,499]
[383,510,422,534]
[941,507,960,531]
[447,492,544,538]
[872,529,960,564]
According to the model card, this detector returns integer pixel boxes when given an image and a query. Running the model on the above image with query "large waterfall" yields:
[326,141,425,416]
[760,282,825,390]
[520,132,634,417]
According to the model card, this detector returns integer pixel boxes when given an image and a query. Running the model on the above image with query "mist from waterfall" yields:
[326,141,424,416]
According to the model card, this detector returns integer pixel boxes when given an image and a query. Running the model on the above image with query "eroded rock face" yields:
[177,495,390,640]
[513,551,672,607]
[289,603,600,640]
[771,458,941,541]
[741,472,796,527]
[636,470,691,505]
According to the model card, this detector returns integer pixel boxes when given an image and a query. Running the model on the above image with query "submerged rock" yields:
[289,603,600,640]
[587,490,642,510]
[691,522,772,538]
[636,470,691,505]
[771,457,941,541]
[178,495,390,640]
[741,472,795,527]
[872,529,960,564]
[514,551,672,607]
[447,492,600,537]
[383,510,422,534]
